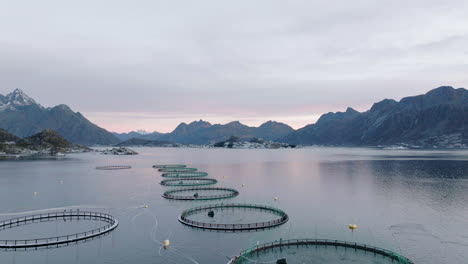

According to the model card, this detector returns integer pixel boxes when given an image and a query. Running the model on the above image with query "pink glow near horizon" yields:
[84,100,375,133]
[85,112,324,133]
[84,101,373,133]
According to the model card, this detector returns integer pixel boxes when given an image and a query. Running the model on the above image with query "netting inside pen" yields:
[160,178,218,187]
[158,167,198,172]
[228,239,415,264]
[163,187,239,200]
[178,203,288,231]
[96,165,132,170]
[152,164,187,169]
[161,172,208,178]
[0,210,118,249]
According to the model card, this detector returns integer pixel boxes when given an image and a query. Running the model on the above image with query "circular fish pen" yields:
[152,164,186,169]
[161,172,208,178]
[96,165,131,170]
[0,210,118,249]
[227,239,415,264]
[178,203,288,231]
[160,178,218,187]
[158,167,198,173]
[163,187,239,200]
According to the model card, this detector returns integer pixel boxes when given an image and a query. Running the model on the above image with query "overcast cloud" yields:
[1,0,468,132]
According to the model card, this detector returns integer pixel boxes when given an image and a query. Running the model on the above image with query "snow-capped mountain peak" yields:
[6,88,37,106]
[135,129,150,135]
[0,89,41,111]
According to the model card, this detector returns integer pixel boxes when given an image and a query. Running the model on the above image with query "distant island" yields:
[212,136,296,149]
[1,86,467,149]
[0,129,90,156]
[100,147,139,155]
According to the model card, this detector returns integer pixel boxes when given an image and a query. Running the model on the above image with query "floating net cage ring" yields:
[163,187,239,200]
[152,164,187,169]
[161,172,209,178]
[160,178,218,187]
[0,210,118,248]
[158,167,198,172]
[178,203,289,231]
[96,165,132,170]
[227,239,415,264]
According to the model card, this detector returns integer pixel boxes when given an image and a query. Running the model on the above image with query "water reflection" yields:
[0,148,467,264]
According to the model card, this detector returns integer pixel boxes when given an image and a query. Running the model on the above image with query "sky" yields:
[1,0,468,133]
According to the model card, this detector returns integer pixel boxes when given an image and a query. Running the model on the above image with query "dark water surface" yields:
[0,147,467,264]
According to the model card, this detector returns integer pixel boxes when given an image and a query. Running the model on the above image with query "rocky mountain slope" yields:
[1,129,90,154]
[160,120,293,144]
[0,89,119,145]
[112,131,165,141]
[18,129,74,150]
[0,128,20,142]
[283,86,468,148]
[113,120,294,145]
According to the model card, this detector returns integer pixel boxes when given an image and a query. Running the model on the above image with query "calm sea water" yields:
[0,147,467,264]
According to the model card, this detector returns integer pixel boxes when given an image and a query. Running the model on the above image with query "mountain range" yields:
[1,86,467,148]
[0,89,119,145]
[114,86,467,148]
[283,86,467,148]
[113,120,294,145]
[112,131,164,141]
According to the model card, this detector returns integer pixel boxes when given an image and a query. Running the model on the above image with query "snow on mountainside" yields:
[0,89,119,146]
[0,88,41,111]
[135,130,150,135]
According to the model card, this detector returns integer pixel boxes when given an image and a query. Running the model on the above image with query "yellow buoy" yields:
[274,197,279,201]
[348,224,358,230]
[142,205,149,208]
[163,240,170,248]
